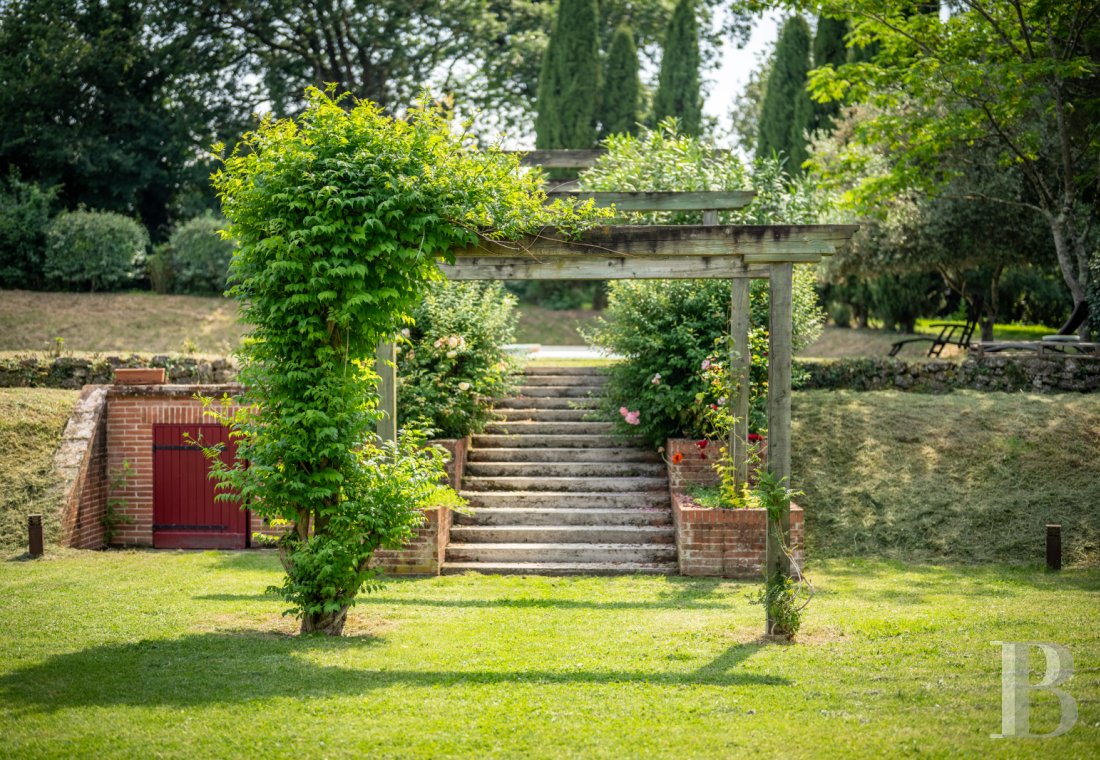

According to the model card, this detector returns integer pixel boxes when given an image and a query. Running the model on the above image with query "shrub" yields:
[580,124,825,446]
[43,210,147,291]
[167,212,235,294]
[398,281,518,438]
[0,173,57,288]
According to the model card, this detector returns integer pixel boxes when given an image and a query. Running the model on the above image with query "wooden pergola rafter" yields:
[376,150,858,632]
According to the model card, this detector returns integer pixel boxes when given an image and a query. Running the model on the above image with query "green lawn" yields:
[0,551,1096,758]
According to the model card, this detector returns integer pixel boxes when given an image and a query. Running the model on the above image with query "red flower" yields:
[748,433,762,443]
[700,452,708,460]
[696,439,708,449]
[671,452,684,465]
[710,404,718,411]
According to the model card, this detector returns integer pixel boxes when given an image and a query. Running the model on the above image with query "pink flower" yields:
[624,411,640,425]
[701,359,711,370]
[619,406,628,415]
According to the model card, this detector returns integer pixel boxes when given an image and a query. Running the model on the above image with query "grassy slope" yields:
[0,552,1096,758]
[0,290,243,354]
[794,390,1100,565]
[515,306,600,344]
[0,389,78,550]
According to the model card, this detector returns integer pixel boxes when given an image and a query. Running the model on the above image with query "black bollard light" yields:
[1046,524,1061,571]
[28,514,44,558]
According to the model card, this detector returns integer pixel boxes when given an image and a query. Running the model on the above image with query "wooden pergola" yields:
[377,149,857,626]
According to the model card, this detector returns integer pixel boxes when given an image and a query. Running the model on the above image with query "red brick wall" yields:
[105,384,244,547]
[56,386,110,548]
[665,437,768,490]
[671,491,803,579]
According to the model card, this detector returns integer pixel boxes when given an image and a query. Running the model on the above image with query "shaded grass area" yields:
[793,390,1100,565]
[0,551,1097,758]
[515,306,601,345]
[0,389,78,550]
[0,290,244,354]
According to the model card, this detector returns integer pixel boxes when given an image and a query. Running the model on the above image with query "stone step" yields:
[445,542,678,564]
[495,396,601,410]
[523,366,607,376]
[450,524,675,544]
[518,385,605,398]
[465,461,666,478]
[454,507,672,527]
[471,434,638,449]
[497,408,595,422]
[462,476,668,493]
[441,561,678,576]
[484,421,615,436]
[460,491,670,509]
[467,447,661,464]
[519,374,609,387]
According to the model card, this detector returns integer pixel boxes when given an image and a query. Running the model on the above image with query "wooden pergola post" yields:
[375,341,397,442]
[765,263,793,633]
[729,279,751,489]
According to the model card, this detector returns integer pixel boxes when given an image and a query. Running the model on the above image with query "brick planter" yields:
[671,491,803,578]
[113,367,167,385]
[664,437,767,490]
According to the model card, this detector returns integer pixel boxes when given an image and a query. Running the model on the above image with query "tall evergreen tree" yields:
[652,0,703,135]
[811,16,848,132]
[756,15,813,172]
[599,24,642,138]
[535,0,601,149]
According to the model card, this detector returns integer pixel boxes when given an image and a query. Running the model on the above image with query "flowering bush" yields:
[397,280,518,439]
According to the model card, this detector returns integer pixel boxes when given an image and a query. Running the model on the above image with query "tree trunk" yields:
[1049,214,1090,339]
[300,606,350,635]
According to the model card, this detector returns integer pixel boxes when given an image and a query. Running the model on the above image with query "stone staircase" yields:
[444,365,677,575]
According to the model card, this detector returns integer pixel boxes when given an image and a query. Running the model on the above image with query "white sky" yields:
[703,10,780,147]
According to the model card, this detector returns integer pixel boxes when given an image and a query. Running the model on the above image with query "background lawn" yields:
[0,551,1097,758]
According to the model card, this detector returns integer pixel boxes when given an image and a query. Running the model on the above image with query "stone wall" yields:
[672,491,804,579]
[0,355,236,389]
[798,355,1100,393]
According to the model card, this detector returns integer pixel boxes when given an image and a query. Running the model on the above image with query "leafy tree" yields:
[805,0,1100,338]
[535,0,602,149]
[600,24,642,137]
[652,0,703,136]
[811,15,848,132]
[209,88,603,635]
[0,172,57,288]
[0,0,250,238]
[757,15,813,173]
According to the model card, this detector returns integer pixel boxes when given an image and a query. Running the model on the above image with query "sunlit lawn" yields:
[1,551,1097,758]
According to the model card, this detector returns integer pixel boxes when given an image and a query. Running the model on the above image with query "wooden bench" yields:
[889,320,977,358]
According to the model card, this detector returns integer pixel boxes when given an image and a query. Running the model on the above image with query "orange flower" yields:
[671,452,684,465]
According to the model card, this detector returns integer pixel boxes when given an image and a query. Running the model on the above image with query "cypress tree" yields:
[599,24,641,138]
[535,0,601,149]
[652,0,703,136]
[811,16,848,132]
[756,15,813,173]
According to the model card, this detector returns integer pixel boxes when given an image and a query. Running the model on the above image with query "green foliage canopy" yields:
[652,0,703,136]
[600,24,642,138]
[757,15,813,173]
[44,209,147,292]
[165,213,236,295]
[535,0,602,149]
[0,172,57,288]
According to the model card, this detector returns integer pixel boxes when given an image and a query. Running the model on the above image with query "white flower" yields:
[651,373,662,385]
[447,350,458,358]
[457,382,471,391]
[401,328,411,338]
[447,336,460,348]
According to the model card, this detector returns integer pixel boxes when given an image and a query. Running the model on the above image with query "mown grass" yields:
[793,390,1100,565]
[0,389,79,550]
[0,290,244,354]
[0,551,1096,758]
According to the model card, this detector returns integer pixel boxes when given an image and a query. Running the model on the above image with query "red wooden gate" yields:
[153,424,248,549]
